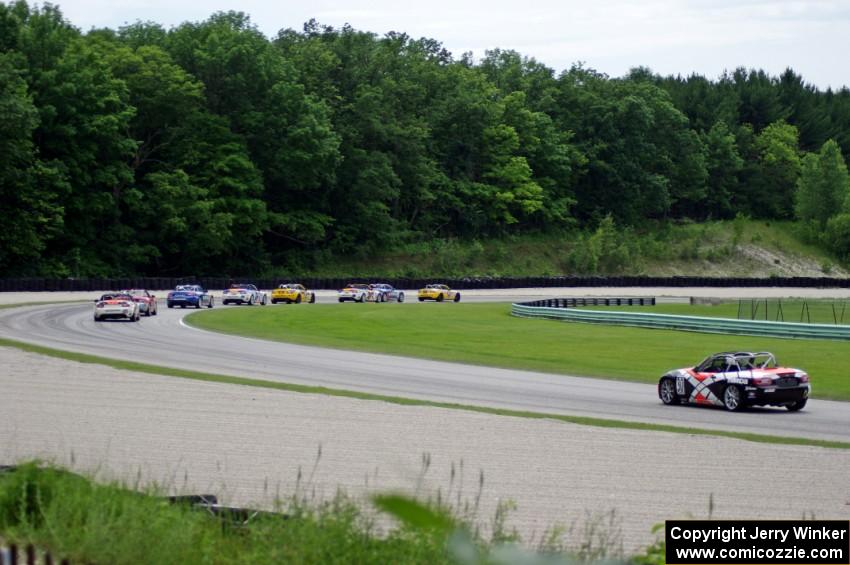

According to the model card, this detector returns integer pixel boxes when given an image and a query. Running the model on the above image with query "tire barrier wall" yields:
[3,275,850,292]
[521,297,656,308]
[510,303,850,340]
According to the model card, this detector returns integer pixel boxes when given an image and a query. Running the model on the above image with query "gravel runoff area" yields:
[3,346,850,553]
[4,286,850,305]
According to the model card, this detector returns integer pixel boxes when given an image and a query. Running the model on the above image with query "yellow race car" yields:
[271,283,316,304]
[418,284,461,302]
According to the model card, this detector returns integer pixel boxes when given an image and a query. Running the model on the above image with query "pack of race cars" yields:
[93,281,461,322]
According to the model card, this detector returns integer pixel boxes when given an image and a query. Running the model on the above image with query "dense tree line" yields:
[2,2,850,276]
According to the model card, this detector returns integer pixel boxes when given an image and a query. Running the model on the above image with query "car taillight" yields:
[119,301,131,307]
[96,303,105,308]
[752,376,773,386]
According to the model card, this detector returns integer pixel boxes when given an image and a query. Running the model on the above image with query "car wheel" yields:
[659,378,679,405]
[722,385,745,411]
[436,294,444,302]
[208,297,214,309]
[339,298,344,303]
[398,293,405,303]
[167,302,174,309]
[357,294,364,303]
[196,300,202,309]
[295,294,302,304]
[272,299,278,304]
[454,293,461,303]
[310,293,316,304]
[786,398,807,411]
[248,296,254,306]
[418,298,424,302]
[181,304,186,309]
[94,314,100,322]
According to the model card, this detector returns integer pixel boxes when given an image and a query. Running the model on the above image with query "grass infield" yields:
[185,302,850,401]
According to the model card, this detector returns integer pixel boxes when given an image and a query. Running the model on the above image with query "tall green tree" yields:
[795,139,850,227]
[751,120,801,218]
[555,67,704,224]
[166,12,340,251]
[11,3,137,275]
[0,52,64,274]
[701,121,743,218]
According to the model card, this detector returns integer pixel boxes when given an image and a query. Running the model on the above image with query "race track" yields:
[2,297,849,443]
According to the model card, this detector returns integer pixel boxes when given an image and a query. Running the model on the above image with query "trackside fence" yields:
[3,275,850,292]
[521,297,656,308]
[0,543,69,564]
[511,302,850,340]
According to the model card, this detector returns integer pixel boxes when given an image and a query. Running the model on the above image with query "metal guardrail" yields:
[511,303,850,340]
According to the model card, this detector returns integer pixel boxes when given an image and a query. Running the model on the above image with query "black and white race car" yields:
[658,352,810,412]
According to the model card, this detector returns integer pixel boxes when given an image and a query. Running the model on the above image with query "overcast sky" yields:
[54,0,850,90]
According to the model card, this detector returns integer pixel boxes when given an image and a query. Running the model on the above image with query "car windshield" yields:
[126,290,147,296]
[347,284,368,289]
[176,286,200,292]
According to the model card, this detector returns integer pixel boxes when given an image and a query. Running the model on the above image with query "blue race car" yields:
[166,285,214,309]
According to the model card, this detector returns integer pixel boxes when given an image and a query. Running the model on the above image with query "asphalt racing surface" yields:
[2,295,850,443]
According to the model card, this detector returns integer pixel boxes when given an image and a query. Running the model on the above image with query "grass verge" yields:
[1,336,848,450]
[0,463,454,564]
[184,303,850,401]
[0,461,665,564]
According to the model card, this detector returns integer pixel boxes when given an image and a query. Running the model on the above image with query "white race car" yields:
[222,283,268,306]
[94,292,141,322]
[338,283,369,303]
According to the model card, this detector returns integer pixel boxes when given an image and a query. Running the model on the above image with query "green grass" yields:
[0,463,454,564]
[2,335,847,449]
[185,303,850,401]
[0,462,669,564]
